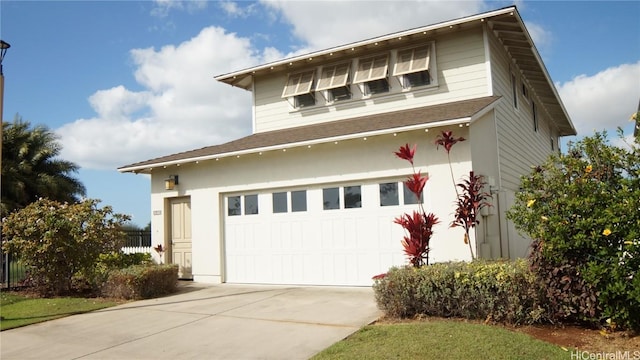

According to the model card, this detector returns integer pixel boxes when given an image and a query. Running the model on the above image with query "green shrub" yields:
[101,264,178,300]
[373,260,546,325]
[80,252,154,293]
[97,252,153,269]
[1,198,130,296]
[507,131,640,330]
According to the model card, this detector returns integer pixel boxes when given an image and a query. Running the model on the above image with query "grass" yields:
[0,292,122,331]
[312,320,570,360]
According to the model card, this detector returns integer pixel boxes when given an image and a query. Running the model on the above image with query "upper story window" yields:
[511,73,518,109]
[532,101,538,132]
[282,69,316,108]
[393,45,431,89]
[521,83,529,102]
[317,62,352,102]
[354,54,389,96]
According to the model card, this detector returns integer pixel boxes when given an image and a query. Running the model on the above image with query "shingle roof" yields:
[118,96,501,172]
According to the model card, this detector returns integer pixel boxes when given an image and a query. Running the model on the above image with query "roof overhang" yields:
[118,96,500,173]
[485,9,575,136]
[215,7,518,89]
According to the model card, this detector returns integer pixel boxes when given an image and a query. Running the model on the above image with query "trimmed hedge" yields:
[373,260,547,325]
[101,264,178,300]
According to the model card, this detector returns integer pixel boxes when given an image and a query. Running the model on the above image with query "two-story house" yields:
[119,6,575,286]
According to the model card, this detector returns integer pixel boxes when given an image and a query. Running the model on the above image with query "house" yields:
[118,6,575,286]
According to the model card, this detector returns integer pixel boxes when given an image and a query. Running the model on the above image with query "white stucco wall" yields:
[150,126,476,284]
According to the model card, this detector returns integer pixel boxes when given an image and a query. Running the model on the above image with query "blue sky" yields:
[2,1,639,227]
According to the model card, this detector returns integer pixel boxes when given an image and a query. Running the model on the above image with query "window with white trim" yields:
[282,69,316,108]
[317,62,351,102]
[344,186,362,209]
[532,101,538,132]
[522,83,529,102]
[394,45,431,89]
[228,196,241,216]
[244,194,259,215]
[272,192,288,213]
[323,187,340,210]
[379,182,399,206]
[291,190,307,212]
[228,195,259,216]
[354,54,389,96]
[511,73,518,109]
[403,183,423,205]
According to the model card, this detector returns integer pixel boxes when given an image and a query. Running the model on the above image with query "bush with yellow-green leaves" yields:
[2,198,130,296]
[508,130,640,331]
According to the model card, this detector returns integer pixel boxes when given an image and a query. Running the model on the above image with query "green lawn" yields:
[0,292,122,331]
[312,320,570,360]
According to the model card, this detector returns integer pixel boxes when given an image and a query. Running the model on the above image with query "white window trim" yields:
[510,72,518,109]
[521,82,530,104]
[532,101,539,132]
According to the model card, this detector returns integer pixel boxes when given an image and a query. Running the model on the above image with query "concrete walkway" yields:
[0,283,381,360]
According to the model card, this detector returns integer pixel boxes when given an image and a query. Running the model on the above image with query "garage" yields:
[224,180,423,286]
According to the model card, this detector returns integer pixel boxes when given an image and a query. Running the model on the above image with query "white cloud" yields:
[58,1,566,171]
[57,26,267,170]
[557,61,640,137]
[260,0,486,52]
[525,22,552,54]
[151,0,207,17]
[219,1,257,18]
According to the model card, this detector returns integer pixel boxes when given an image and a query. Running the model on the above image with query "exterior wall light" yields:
[165,175,179,190]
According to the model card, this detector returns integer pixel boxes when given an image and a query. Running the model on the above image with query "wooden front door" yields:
[169,197,192,279]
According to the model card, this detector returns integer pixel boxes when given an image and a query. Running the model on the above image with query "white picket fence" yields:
[123,230,152,254]
[122,246,152,254]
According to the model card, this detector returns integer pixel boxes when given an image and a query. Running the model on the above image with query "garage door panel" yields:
[225,183,409,286]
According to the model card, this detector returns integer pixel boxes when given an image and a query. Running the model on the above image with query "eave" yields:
[486,11,576,136]
[118,96,501,173]
[214,6,520,89]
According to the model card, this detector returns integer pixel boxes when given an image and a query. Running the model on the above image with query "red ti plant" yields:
[435,131,466,196]
[153,244,165,264]
[393,144,440,267]
[451,171,491,260]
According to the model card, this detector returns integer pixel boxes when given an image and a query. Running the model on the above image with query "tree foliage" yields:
[507,131,640,330]
[2,198,130,295]
[2,115,86,217]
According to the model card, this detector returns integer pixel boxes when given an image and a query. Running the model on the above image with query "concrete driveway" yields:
[1,283,381,360]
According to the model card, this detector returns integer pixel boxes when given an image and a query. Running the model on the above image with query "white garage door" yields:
[224,181,423,286]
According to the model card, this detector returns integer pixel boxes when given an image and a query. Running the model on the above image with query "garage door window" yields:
[273,192,288,213]
[344,186,362,208]
[403,183,423,204]
[323,187,340,210]
[228,196,241,216]
[379,182,399,206]
[245,194,259,215]
[291,190,307,212]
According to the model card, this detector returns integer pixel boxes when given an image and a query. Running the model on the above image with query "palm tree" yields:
[2,115,86,216]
